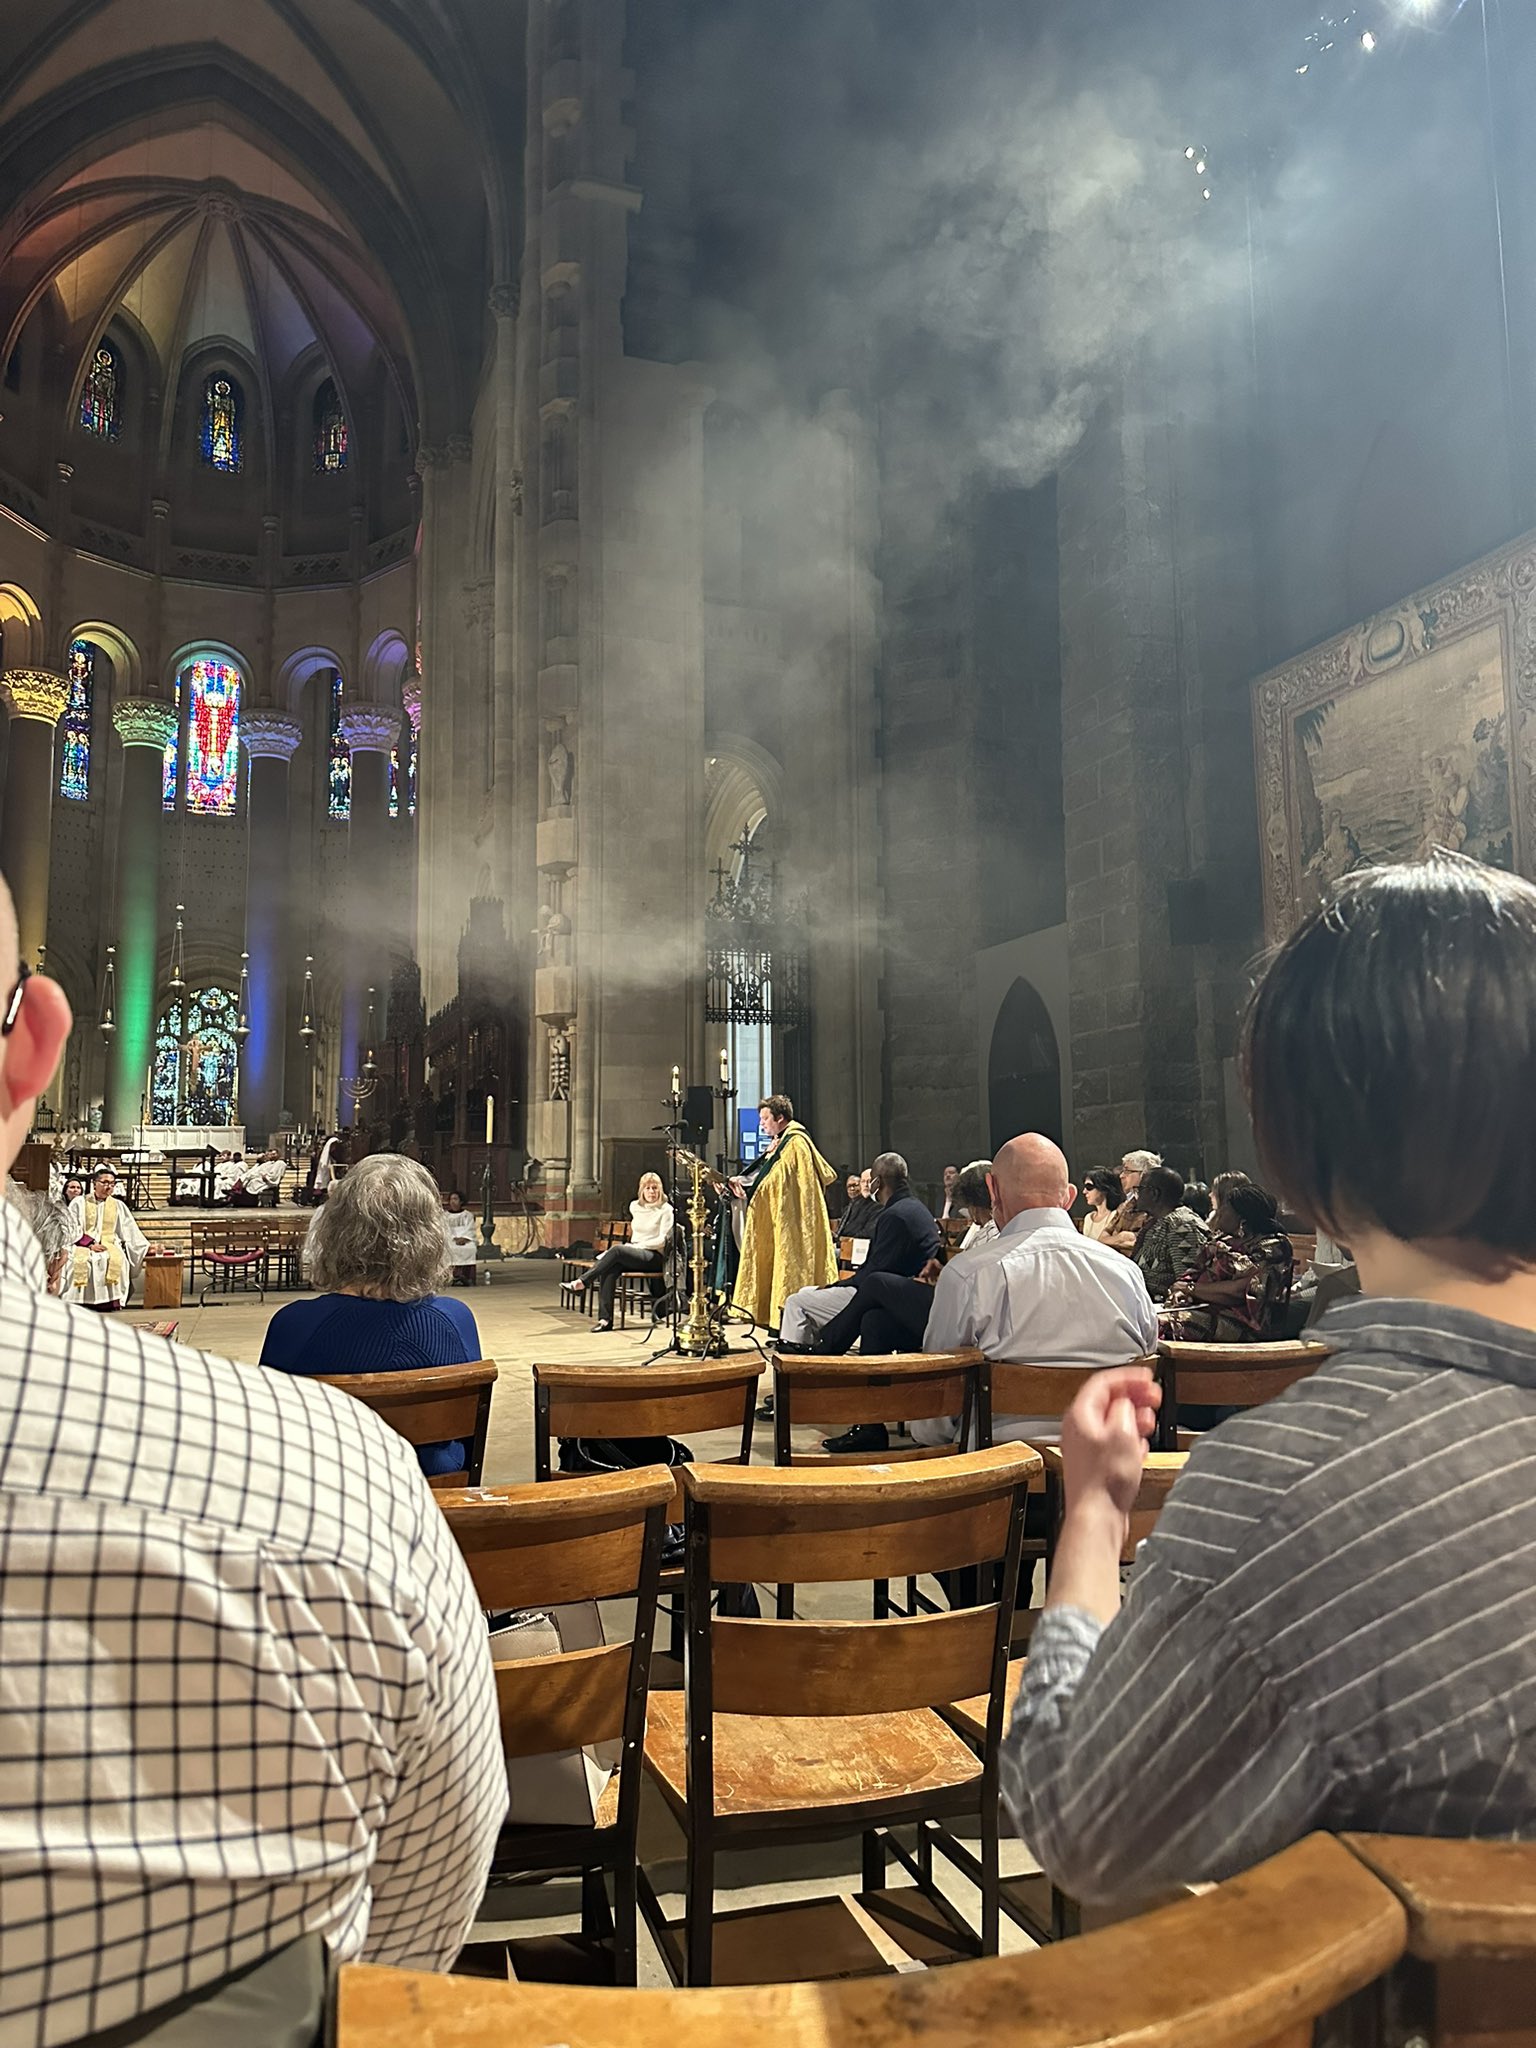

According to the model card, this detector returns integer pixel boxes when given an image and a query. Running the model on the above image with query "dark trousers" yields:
[586,1243,664,1320]
[815,1270,935,1356]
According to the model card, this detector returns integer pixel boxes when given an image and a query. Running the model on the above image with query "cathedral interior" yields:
[1,0,1532,1232]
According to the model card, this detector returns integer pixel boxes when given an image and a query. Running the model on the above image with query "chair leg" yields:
[684,1834,714,1987]
[612,1857,638,1986]
[862,1828,885,1895]
[581,1865,614,1943]
[775,1582,794,1620]
[667,1592,683,1664]
[980,1798,1001,1956]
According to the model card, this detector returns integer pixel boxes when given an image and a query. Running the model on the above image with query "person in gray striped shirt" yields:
[1003,852,1536,1905]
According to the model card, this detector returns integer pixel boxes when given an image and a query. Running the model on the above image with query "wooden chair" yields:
[638,1445,1039,1987]
[1153,1337,1330,1449]
[939,1217,971,1254]
[316,1360,497,1486]
[771,1348,987,1618]
[559,1220,628,1317]
[437,1466,673,1984]
[532,1359,760,1656]
[192,1220,267,1305]
[336,1831,1406,2042]
[1344,1834,1536,2048]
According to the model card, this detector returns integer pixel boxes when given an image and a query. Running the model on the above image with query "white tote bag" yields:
[487,1603,620,1828]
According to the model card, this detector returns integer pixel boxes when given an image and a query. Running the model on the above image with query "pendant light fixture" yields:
[99,945,117,1040]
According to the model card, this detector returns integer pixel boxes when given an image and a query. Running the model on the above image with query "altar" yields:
[132,1126,245,1155]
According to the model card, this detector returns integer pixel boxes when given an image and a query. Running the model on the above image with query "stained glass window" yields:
[314,378,349,472]
[162,675,180,812]
[328,669,351,819]
[201,373,243,472]
[183,659,241,815]
[151,987,240,1127]
[59,640,93,801]
[80,343,120,439]
[389,700,420,818]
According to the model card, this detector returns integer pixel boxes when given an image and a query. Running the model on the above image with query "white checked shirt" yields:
[0,1204,506,2048]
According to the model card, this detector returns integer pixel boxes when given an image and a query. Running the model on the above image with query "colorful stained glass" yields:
[314,379,349,472]
[328,670,351,819]
[162,675,180,811]
[184,659,241,815]
[389,701,419,819]
[201,374,242,472]
[151,987,240,1127]
[80,343,120,439]
[59,640,93,801]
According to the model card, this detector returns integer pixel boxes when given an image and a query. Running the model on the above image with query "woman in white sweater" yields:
[577,1172,675,1331]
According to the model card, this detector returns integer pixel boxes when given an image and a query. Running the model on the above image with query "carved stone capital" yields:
[1,669,69,726]
[487,282,520,318]
[337,704,401,755]
[113,697,178,749]
[402,681,422,727]
[415,444,450,475]
[446,433,474,465]
[241,712,303,762]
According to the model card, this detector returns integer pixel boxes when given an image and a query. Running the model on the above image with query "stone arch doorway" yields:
[988,977,1063,1152]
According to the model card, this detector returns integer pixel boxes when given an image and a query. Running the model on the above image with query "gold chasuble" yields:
[732,1121,838,1329]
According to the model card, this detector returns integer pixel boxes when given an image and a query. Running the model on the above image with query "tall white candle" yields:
[719,1047,730,1084]
[670,1065,681,1097]
[485,1094,494,1145]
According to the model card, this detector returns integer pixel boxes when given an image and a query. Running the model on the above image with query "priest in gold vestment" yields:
[64,1169,147,1309]
[729,1094,838,1331]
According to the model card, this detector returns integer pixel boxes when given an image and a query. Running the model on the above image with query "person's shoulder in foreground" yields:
[1002,854,1536,1908]
[0,1197,507,2043]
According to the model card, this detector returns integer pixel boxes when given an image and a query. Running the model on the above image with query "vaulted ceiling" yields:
[0,0,522,446]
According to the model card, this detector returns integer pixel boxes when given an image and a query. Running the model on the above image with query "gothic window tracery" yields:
[314,378,349,472]
[152,988,240,1126]
[328,669,351,818]
[183,659,241,815]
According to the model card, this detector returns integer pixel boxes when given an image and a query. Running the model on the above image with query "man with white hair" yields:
[1103,1146,1161,1252]
[0,875,505,2044]
[63,1163,147,1308]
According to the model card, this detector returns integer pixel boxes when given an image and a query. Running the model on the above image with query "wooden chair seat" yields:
[945,1655,1026,1750]
[644,1693,981,1824]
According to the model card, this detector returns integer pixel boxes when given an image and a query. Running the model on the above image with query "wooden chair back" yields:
[1154,1338,1329,1448]
[439,1466,672,1763]
[533,1358,759,1518]
[682,1446,1037,1728]
[772,1348,985,1465]
[979,1359,1133,1451]
[940,1217,971,1253]
[333,1830,1406,2048]
[316,1360,497,1486]
[1343,1834,1536,2048]
[1040,1445,1188,1569]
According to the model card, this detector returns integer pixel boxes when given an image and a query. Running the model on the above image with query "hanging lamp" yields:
[299,955,316,1040]
[234,951,251,1042]
[99,945,117,1040]
[168,904,186,991]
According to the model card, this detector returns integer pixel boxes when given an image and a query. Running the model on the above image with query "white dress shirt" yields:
[0,1203,506,2047]
[921,1205,1158,1442]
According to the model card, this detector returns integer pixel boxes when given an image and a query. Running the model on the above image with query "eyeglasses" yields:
[1,961,30,1037]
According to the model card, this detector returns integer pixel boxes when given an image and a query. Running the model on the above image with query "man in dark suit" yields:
[780,1151,939,1354]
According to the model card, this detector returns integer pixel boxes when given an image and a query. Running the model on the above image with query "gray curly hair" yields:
[304,1153,451,1300]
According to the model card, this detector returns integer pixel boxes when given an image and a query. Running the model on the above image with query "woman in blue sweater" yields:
[261,1153,483,1478]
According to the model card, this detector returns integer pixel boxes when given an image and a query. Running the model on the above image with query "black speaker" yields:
[682,1085,714,1153]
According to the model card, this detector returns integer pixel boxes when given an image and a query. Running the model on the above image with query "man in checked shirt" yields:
[0,874,506,2047]
[1004,853,1536,1905]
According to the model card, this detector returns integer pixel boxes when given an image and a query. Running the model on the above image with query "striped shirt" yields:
[0,1205,506,2047]
[1001,1298,1536,1903]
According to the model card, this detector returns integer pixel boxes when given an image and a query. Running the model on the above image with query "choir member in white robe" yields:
[65,1170,148,1309]
[442,1190,478,1284]
[212,1153,245,1202]
[244,1152,288,1201]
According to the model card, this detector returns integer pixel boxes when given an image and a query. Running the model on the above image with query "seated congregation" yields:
[4,852,1536,2044]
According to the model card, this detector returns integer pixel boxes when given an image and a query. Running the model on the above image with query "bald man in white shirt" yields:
[916,1133,1157,1447]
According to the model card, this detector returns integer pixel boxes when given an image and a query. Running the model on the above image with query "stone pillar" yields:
[0,668,69,968]
[338,705,400,1125]
[107,699,178,1136]
[240,713,303,1141]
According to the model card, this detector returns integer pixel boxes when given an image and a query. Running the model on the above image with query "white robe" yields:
[243,1159,287,1198]
[65,1195,148,1307]
[443,1209,478,1267]
[314,1136,341,1193]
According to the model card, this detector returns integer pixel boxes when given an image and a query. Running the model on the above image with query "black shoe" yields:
[755,1395,775,1421]
[593,1318,614,1333]
[821,1423,889,1454]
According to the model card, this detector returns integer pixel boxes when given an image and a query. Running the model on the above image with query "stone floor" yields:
[120,1256,1047,1986]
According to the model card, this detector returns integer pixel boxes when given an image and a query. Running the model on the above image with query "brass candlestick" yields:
[681,1150,716,1356]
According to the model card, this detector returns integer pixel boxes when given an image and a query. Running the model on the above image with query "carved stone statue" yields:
[547,733,573,812]
[535,902,572,962]
[548,1029,571,1102]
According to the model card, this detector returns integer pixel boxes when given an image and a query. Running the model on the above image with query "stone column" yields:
[0,668,70,969]
[107,699,178,1135]
[240,713,303,1141]
[338,704,400,1125]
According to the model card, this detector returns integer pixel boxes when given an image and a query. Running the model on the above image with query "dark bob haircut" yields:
[1241,853,1536,1256]
[1083,1167,1124,1206]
